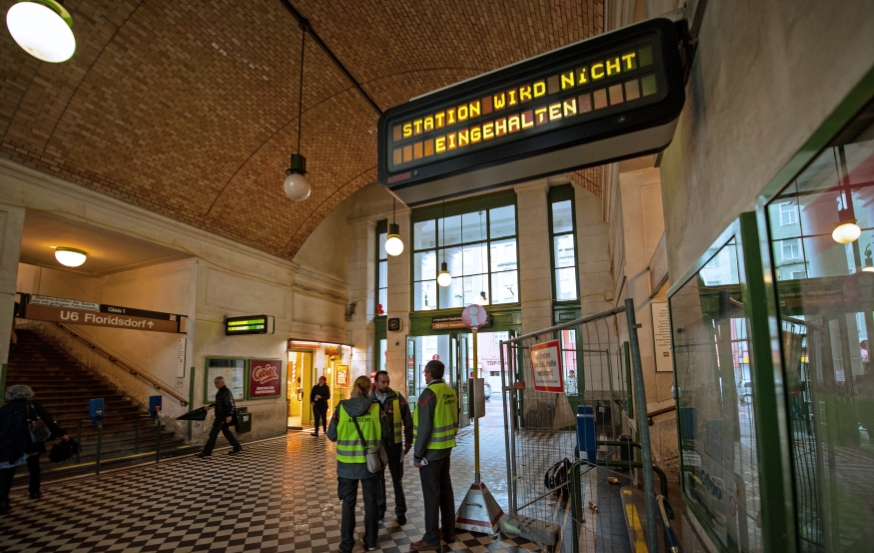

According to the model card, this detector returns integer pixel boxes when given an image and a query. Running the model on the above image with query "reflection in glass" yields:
[552,200,574,233]
[414,280,436,311]
[439,215,461,246]
[462,211,487,243]
[490,239,518,272]
[414,251,436,281]
[414,220,436,250]
[671,238,762,552]
[555,267,578,300]
[765,100,874,552]
[490,205,516,238]
[491,270,518,304]
[554,234,576,268]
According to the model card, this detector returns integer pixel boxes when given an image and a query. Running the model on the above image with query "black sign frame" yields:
[378,17,685,204]
[224,314,274,336]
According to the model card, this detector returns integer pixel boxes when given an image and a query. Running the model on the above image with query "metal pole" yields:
[500,338,514,514]
[473,328,480,483]
[95,421,103,476]
[156,419,162,463]
[188,365,195,441]
[624,298,658,553]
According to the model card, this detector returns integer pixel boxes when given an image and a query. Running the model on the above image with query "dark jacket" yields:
[214,386,236,419]
[310,383,330,410]
[413,379,453,462]
[327,396,385,479]
[0,399,66,464]
[369,387,413,456]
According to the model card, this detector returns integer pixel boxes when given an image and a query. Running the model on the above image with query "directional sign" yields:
[19,294,184,334]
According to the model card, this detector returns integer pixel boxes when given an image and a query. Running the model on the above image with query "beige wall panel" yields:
[204,266,289,319]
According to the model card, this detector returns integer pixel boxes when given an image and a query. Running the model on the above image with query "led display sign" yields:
[378,18,685,206]
[225,315,274,336]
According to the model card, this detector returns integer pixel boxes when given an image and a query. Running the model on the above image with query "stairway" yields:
[5,328,194,480]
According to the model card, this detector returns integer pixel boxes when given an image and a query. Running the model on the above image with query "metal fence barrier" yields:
[499,299,659,552]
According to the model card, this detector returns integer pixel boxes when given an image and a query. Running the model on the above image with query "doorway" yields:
[287,350,314,429]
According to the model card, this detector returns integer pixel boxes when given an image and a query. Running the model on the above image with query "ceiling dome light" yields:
[832,219,861,244]
[55,247,86,267]
[437,262,451,287]
[283,154,311,201]
[6,1,76,63]
[385,223,404,257]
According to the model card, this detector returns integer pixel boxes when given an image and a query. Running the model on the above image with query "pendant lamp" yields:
[385,198,404,256]
[6,0,75,63]
[437,201,451,287]
[283,22,311,201]
[832,207,861,244]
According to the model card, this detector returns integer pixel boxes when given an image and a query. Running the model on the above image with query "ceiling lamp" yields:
[6,0,76,63]
[385,198,404,256]
[55,247,86,267]
[283,21,311,201]
[437,201,451,286]
[832,208,861,244]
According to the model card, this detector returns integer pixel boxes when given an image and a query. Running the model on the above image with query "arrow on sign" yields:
[147,322,154,328]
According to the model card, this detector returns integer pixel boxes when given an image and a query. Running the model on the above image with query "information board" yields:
[225,315,274,335]
[529,340,564,392]
[651,301,673,372]
[19,294,185,334]
[378,17,685,206]
[205,358,246,403]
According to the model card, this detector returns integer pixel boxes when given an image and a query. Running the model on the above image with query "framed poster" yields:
[248,359,283,399]
[204,358,246,403]
[335,365,349,387]
[529,340,564,392]
[651,301,673,372]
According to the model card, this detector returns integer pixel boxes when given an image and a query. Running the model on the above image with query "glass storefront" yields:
[763,99,874,552]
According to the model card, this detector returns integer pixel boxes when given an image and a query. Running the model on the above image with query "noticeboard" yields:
[378,17,685,206]
[529,340,564,392]
[204,358,246,403]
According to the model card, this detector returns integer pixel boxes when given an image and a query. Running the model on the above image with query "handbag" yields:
[349,407,388,473]
[27,402,53,444]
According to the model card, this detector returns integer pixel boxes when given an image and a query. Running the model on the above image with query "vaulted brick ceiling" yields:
[0,0,604,259]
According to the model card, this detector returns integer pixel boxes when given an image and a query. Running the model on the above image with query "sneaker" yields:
[363,541,378,551]
[409,540,441,551]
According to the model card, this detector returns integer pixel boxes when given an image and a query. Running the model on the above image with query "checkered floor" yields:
[1,408,537,552]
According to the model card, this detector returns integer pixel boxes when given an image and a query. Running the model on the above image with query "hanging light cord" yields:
[296,24,307,155]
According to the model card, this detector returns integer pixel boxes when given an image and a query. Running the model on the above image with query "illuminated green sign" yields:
[225,315,273,336]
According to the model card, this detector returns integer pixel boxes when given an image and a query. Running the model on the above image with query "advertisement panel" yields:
[248,359,282,399]
[529,340,564,392]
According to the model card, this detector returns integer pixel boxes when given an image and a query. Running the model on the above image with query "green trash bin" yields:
[235,407,252,433]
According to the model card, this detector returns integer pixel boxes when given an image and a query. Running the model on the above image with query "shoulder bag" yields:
[27,402,53,444]
[349,406,388,473]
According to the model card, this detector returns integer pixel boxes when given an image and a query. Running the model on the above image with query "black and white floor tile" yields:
[1,413,536,553]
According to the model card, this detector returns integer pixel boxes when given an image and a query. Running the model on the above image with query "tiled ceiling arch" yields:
[0,0,604,259]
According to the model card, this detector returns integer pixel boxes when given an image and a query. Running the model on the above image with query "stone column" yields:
[346,217,377,380]
[385,208,411,389]
[0,205,25,383]
[515,181,552,334]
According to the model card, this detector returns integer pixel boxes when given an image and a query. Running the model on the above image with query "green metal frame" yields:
[375,218,388,317]
[667,215,795,553]
[374,317,386,374]
[203,357,246,404]
[409,189,519,313]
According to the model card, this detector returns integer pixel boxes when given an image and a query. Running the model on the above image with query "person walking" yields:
[370,370,413,525]
[197,376,242,458]
[328,375,384,552]
[311,375,330,436]
[410,360,458,551]
[0,384,69,514]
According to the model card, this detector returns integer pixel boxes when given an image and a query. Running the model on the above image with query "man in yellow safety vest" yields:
[410,360,458,551]
[370,370,414,526]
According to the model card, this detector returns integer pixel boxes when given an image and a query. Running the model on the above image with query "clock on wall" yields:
[388,318,403,332]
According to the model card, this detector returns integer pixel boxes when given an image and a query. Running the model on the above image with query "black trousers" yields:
[313,405,328,433]
[201,417,241,455]
[376,452,406,517]
[338,475,379,552]
[0,454,41,501]
[419,455,455,543]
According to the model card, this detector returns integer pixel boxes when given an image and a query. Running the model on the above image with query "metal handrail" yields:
[56,322,188,406]
[647,404,677,425]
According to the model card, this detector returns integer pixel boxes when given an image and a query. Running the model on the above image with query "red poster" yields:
[249,359,282,398]
[529,340,564,392]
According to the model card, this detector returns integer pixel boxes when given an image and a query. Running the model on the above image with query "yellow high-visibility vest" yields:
[391,398,402,444]
[413,382,457,450]
[336,402,381,464]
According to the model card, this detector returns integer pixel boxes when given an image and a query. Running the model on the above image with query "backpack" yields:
[544,457,573,497]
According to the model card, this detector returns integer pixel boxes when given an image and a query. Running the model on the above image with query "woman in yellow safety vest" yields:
[327,375,384,553]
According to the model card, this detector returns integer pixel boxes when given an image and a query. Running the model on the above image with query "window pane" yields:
[671,237,761,552]
[414,251,436,281]
[439,277,464,309]
[414,280,436,311]
[377,288,387,315]
[463,274,488,305]
[491,270,518,304]
[378,232,387,260]
[490,239,517,272]
[490,205,516,238]
[555,267,578,300]
[378,260,388,288]
[765,102,874,551]
[414,220,436,250]
[462,243,488,275]
[552,200,574,233]
[439,215,461,246]
[442,246,462,276]
[553,234,576,268]
[378,338,387,372]
[462,211,487,243]
[699,245,739,286]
